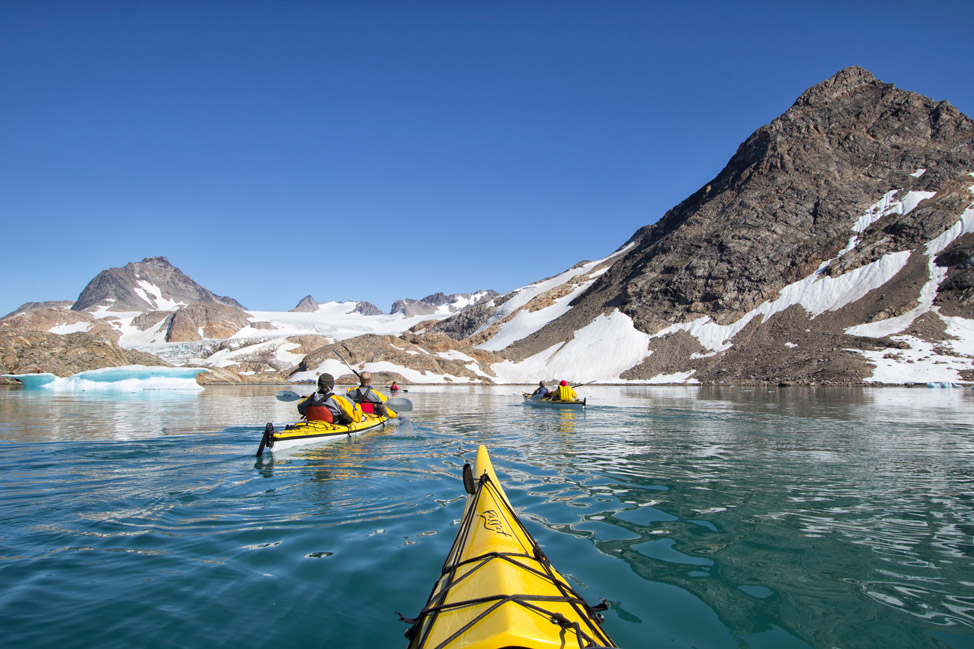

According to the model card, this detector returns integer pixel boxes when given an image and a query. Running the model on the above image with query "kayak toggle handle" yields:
[256,422,274,457]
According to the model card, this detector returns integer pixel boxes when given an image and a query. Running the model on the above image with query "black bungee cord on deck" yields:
[398,465,614,649]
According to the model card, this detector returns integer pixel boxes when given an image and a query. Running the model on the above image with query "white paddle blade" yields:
[387,397,413,412]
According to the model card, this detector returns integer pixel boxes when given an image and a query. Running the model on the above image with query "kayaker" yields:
[550,379,578,401]
[390,381,400,392]
[298,373,362,424]
[347,371,397,418]
[531,380,549,398]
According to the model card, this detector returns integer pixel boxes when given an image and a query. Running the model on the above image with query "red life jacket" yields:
[304,406,334,423]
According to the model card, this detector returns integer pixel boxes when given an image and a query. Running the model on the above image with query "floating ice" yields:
[3,365,207,392]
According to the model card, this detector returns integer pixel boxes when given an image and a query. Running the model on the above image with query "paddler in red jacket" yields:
[346,371,397,418]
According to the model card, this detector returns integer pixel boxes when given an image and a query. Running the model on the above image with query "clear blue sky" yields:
[2,0,972,316]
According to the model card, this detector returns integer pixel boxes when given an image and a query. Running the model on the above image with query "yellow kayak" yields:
[402,445,616,648]
[255,413,390,456]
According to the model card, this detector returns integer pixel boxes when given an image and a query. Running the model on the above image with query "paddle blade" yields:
[276,390,306,402]
[387,397,413,412]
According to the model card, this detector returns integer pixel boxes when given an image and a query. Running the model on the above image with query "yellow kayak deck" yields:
[403,445,615,648]
[256,413,390,455]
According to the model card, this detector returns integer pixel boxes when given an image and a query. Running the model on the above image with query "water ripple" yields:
[1,385,973,649]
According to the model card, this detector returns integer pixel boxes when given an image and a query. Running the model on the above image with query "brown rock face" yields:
[0,305,127,344]
[163,303,255,342]
[934,233,974,316]
[0,306,94,334]
[605,66,974,333]
[195,367,287,385]
[0,330,169,380]
[288,333,505,384]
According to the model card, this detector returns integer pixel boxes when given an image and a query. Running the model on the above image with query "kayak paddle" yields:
[276,389,412,412]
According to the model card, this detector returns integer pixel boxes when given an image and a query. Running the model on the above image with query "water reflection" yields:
[1,384,972,649]
[0,384,301,441]
[391,385,974,648]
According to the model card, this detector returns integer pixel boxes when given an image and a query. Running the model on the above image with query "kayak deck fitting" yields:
[401,445,616,648]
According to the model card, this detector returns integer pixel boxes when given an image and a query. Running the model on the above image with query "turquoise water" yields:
[1,385,973,648]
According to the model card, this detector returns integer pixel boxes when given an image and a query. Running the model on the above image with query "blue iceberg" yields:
[926,381,962,389]
[3,365,208,392]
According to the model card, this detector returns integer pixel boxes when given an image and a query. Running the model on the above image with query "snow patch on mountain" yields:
[649,250,911,356]
[474,244,635,351]
[842,190,936,255]
[634,184,970,368]
[857,336,972,384]
[241,306,433,340]
[848,185,974,338]
[479,281,594,352]
[49,322,92,335]
[491,310,655,383]
[133,278,184,311]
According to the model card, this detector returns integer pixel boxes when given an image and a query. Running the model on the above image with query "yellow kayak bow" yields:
[402,445,616,649]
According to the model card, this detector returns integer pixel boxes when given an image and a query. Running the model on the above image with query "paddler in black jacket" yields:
[298,373,361,424]
[346,371,397,418]
[531,380,550,398]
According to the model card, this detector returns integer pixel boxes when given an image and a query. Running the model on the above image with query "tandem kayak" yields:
[522,393,587,410]
[401,445,616,648]
[255,412,391,456]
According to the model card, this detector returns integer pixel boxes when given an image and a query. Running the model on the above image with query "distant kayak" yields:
[522,393,586,409]
[401,445,615,648]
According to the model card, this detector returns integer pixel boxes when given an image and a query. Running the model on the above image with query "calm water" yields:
[1,384,973,649]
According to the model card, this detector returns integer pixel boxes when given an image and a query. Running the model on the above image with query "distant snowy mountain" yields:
[391,291,498,317]
[72,256,245,313]
[290,295,382,316]
[0,258,500,382]
[424,66,974,386]
[3,67,973,387]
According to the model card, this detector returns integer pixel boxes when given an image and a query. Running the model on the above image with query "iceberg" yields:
[3,365,208,392]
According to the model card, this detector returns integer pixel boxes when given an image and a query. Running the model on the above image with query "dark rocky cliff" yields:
[602,66,973,332]
[481,66,974,383]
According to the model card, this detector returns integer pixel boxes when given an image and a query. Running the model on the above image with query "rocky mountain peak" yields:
[72,257,245,313]
[290,295,319,312]
[481,66,974,384]
[793,65,877,108]
[420,292,451,306]
[391,291,497,317]
[611,65,974,326]
[353,301,383,316]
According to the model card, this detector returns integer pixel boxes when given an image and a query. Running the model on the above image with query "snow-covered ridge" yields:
[7,171,973,387]
[473,243,636,351]
[470,183,974,385]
